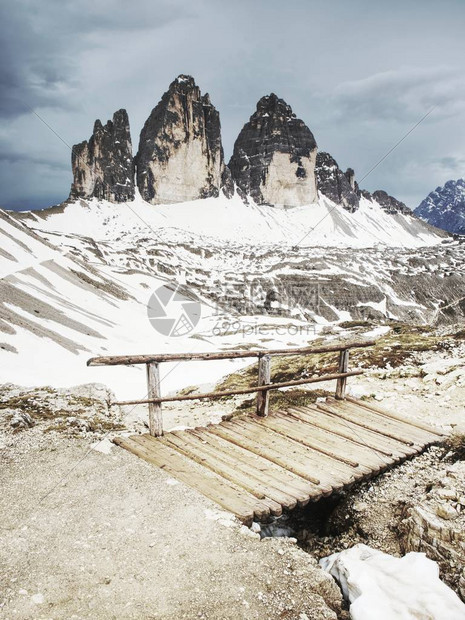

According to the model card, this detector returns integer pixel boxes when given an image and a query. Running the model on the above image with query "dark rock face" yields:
[368,190,410,214]
[70,109,134,202]
[415,179,465,234]
[315,152,360,212]
[229,94,318,207]
[136,75,231,204]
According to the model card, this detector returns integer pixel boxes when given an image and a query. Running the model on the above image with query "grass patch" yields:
[212,323,456,415]
[45,416,125,435]
[338,322,451,369]
[176,385,201,397]
[0,389,109,425]
[0,393,57,418]
[339,320,374,329]
[235,388,332,415]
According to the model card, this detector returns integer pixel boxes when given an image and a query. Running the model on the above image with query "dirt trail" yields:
[0,429,342,619]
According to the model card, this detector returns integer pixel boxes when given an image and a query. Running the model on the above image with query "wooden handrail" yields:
[87,339,375,366]
[113,371,363,406]
[88,340,376,437]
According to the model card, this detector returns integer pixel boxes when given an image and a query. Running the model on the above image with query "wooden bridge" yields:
[88,341,446,525]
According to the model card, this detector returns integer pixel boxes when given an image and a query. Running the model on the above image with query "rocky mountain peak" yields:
[369,190,410,214]
[255,93,295,120]
[69,109,135,203]
[345,168,355,190]
[415,178,465,234]
[136,75,232,204]
[315,152,360,212]
[228,94,318,206]
[168,74,201,98]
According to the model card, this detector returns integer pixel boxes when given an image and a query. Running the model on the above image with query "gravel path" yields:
[0,428,342,619]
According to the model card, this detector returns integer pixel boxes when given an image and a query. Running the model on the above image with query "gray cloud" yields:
[1,0,464,211]
[434,156,465,175]
[0,0,187,119]
[0,149,69,171]
[331,66,465,123]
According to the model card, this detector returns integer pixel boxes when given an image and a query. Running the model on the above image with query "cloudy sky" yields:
[1,0,464,210]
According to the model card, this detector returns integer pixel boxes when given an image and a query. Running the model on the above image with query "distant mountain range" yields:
[415,179,465,235]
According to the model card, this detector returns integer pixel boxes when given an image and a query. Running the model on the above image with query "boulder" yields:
[9,410,35,429]
[399,461,465,601]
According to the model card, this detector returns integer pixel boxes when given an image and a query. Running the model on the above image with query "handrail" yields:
[86,339,375,366]
[113,370,364,406]
[87,339,376,437]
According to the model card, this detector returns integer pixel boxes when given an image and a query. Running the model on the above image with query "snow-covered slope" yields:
[1,194,463,397]
[20,192,446,249]
[1,208,334,398]
[0,210,249,397]
[415,179,465,235]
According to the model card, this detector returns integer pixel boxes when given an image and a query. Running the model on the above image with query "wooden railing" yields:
[87,340,375,437]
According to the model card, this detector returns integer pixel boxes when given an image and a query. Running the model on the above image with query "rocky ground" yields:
[275,446,465,601]
[0,420,342,619]
[1,324,464,618]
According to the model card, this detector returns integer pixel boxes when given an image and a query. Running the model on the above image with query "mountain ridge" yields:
[415,179,465,235]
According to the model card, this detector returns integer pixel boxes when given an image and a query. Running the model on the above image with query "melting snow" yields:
[321,544,465,620]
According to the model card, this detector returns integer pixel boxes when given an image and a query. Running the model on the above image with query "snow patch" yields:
[321,544,465,620]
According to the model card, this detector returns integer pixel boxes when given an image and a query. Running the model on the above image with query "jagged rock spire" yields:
[315,152,360,212]
[363,189,410,214]
[135,75,232,204]
[70,109,135,203]
[228,93,318,207]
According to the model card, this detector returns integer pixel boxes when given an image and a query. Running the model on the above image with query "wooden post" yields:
[256,354,271,416]
[335,349,349,400]
[146,362,163,436]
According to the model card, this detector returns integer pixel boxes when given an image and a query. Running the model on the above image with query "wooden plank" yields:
[87,339,376,366]
[133,434,271,522]
[256,413,362,469]
[268,411,382,474]
[146,362,162,437]
[191,433,310,507]
[113,436,259,524]
[345,396,447,438]
[161,432,283,516]
[300,403,415,459]
[316,401,419,449]
[192,429,320,503]
[287,405,396,460]
[180,430,301,509]
[113,371,363,406]
[232,418,362,486]
[327,399,438,447]
[223,419,356,490]
[258,411,359,469]
[256,354,271,416]
[208,424,329,491]
[335,349,349,399]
